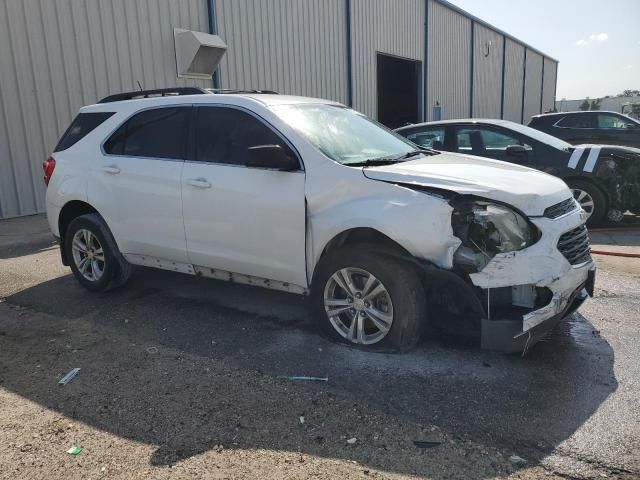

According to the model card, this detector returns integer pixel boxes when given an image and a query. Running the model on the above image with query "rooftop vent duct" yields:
[174,28,227,79]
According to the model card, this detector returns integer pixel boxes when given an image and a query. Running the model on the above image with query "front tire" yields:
[64,213,131,292]
[567,180,606,226]
[310,245,426,352]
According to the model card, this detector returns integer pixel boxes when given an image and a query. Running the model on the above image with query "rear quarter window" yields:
[54,112,115,152]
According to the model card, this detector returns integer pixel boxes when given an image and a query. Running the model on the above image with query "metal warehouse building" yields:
[0,0,558,219]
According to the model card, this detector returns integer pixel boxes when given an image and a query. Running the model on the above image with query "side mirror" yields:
[506,144,527,156]
[246,144,299,171]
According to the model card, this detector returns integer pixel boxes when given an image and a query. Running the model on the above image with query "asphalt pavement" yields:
[0,215,638,479]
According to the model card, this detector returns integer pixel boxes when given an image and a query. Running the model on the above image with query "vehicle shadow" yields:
[0,267,618,478]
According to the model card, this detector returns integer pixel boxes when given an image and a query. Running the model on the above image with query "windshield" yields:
[271,104,422,165]
[508,122,573,150]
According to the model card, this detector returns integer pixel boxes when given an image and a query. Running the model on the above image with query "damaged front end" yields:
[438,196,596,353]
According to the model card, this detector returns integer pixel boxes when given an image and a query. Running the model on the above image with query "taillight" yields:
[43,156,56,186]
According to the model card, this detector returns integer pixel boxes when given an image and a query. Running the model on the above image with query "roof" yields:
[396,118,519,131]
[531,110,623,118]
[82,92,342,113]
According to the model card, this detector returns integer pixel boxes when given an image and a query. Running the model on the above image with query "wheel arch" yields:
[57,200,101,265]
[563,175,610,205]
[310,227,415,284]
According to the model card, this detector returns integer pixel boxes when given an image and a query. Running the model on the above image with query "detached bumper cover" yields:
[468,208,596,352]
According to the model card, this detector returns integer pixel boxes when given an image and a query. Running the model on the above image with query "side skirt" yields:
[123,254,308,295]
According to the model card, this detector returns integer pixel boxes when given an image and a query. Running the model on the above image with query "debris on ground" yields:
[58,368,80,386]
[66,446,83,456]
[277,375,328,382]
[347,437,357,445]
[413,440,442,449]
[482,362,492,367]
[299,416,305,424]
[146,346,158,354]
[509,454,527,467]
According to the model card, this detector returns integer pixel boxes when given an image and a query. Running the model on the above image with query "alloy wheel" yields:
[71,229,105,281]
[572,188,595,218]
[323,267,394,345]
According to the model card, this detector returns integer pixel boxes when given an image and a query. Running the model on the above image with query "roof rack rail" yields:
[205,88,279,95]
[98,87,210,104]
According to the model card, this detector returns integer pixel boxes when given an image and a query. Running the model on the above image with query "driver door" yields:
[181,106,307,288]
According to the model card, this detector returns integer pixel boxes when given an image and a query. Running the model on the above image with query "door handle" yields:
[102,165,120,175]
[187,178,212,189]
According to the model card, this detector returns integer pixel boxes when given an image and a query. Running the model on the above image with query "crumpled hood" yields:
[362,152,571,216]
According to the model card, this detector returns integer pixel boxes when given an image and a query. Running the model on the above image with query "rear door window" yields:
[404,128,445,149]
[55,112,115,152]
[193,106,296,167]
[104,107,190,159]
[556,113,596,129]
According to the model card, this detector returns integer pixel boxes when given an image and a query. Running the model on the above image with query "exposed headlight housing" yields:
[452,200,540,271]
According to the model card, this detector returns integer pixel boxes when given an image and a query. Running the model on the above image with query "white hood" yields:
[362,152,571,216]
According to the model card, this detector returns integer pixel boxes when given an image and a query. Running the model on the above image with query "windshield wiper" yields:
[346,150,429,167]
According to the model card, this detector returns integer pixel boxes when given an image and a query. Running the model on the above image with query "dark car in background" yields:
[396,119,640,225]
[529,111,640,148]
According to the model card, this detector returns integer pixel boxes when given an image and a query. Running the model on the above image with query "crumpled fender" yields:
[307,182,461,280]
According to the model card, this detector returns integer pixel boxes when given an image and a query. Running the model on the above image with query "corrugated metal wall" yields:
[472,24,503,119]
[0,0,210,219]
[0,0,559,219]
[502,38,525,123]
[541,57,557,113]
[522,49,543,124]
[426,0,472,121]
[351,0,424,119]
[215,0,348,104]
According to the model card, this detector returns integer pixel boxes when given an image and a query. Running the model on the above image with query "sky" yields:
[448,0,640,100]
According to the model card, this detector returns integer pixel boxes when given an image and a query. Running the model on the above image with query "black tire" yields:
[64,213,132,292]
[310,244,426,352]
[567,179,607,226]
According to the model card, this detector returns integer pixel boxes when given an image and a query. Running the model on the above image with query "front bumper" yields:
[467,208,595,353]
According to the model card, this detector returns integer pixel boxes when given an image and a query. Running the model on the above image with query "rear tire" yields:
[310,245,426,352]
[567,179,606,226]
[64,213,131,292]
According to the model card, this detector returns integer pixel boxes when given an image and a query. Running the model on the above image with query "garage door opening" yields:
[377,53,421,129]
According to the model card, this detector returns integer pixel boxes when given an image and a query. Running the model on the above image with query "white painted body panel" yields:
[362,152,570,216]
[89,150,188,263]
[181,162,307,287]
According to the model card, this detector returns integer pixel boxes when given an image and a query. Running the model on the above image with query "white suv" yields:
[44,88,596,353]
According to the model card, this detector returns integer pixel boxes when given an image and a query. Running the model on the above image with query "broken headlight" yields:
[452,201,540,270]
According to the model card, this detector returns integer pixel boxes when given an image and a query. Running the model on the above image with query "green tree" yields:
[579,99,590,111]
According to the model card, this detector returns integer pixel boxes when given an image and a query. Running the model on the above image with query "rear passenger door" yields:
[181,105,307,288]
[452,125,537,168]
[90,106,189,262]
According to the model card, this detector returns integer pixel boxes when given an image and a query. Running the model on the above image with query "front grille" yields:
[544,197,577,219]
[557,225,591,265]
